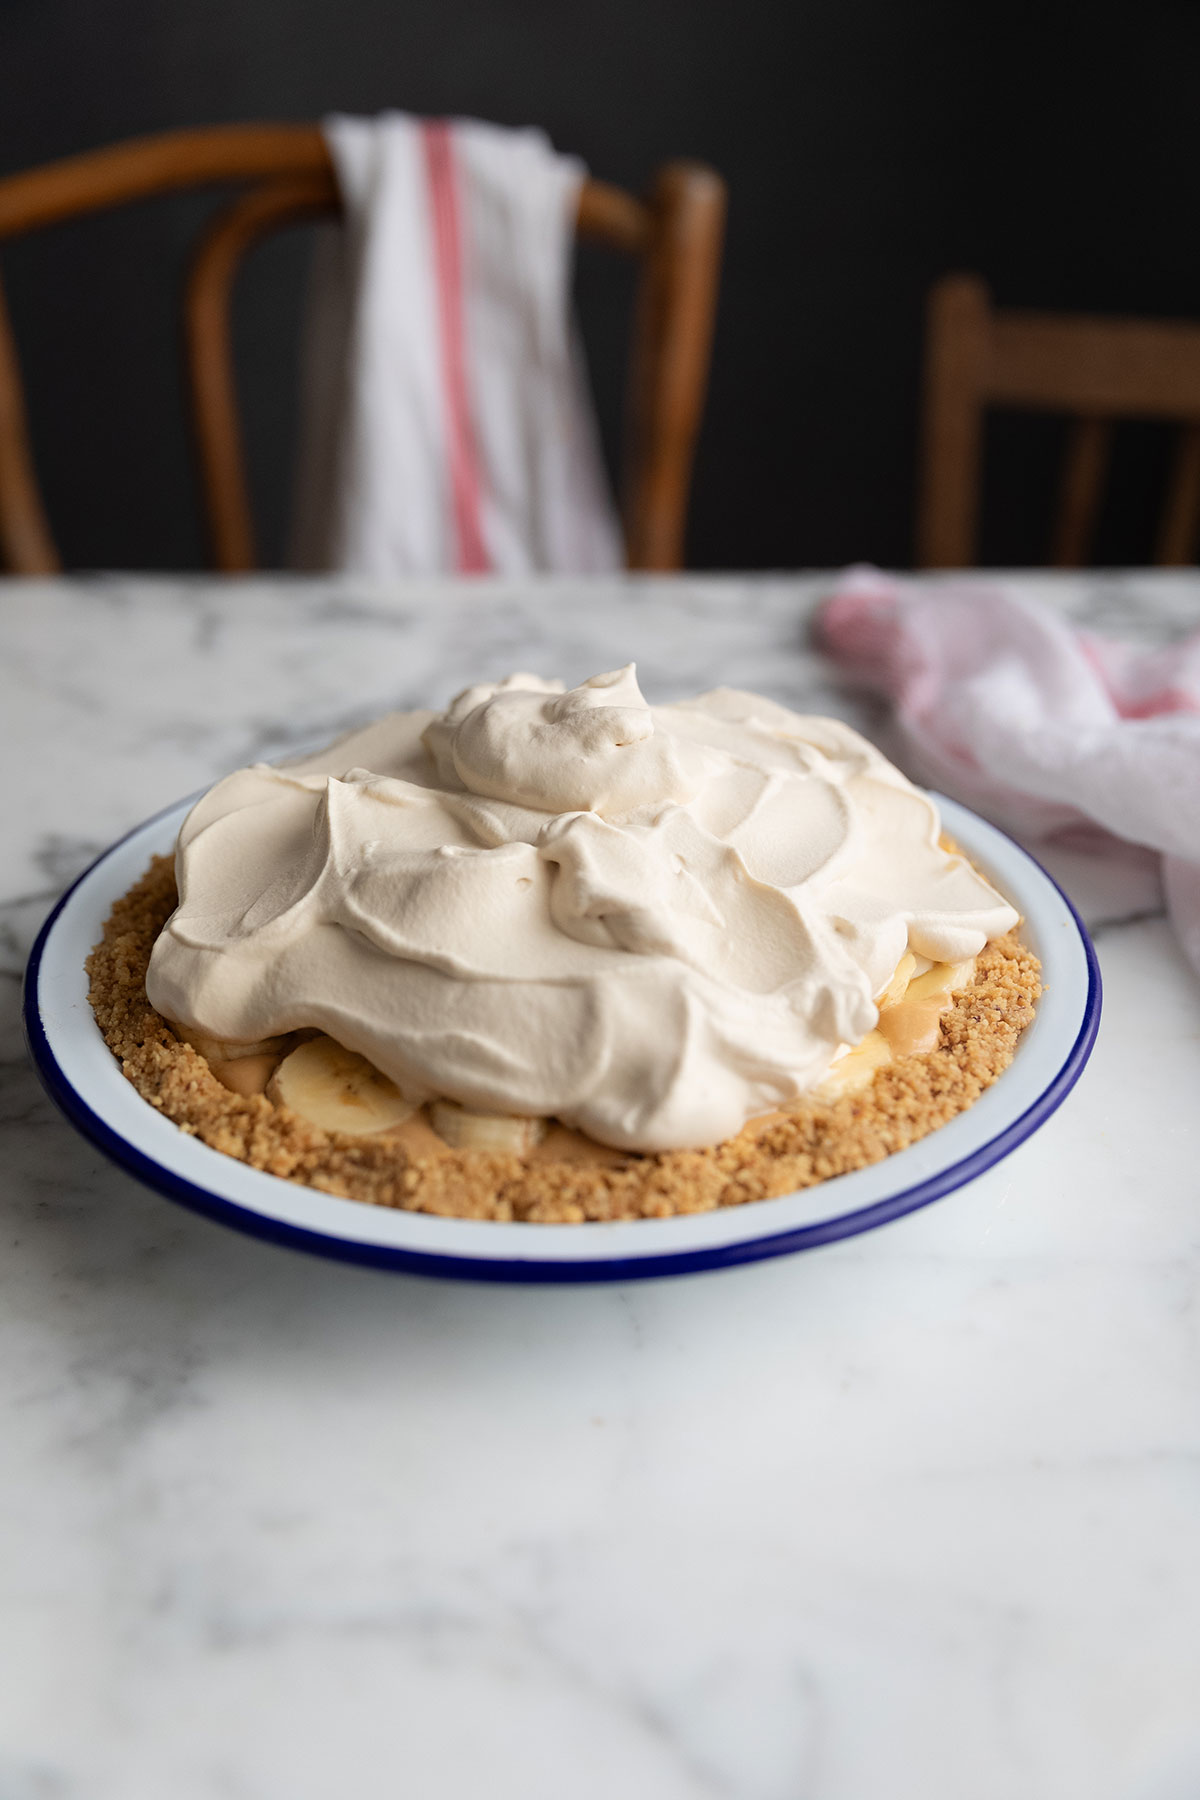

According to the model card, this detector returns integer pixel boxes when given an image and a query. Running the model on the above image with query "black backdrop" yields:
[3,0,1198,572]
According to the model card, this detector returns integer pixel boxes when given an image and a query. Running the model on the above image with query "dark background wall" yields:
[3,0,1199,572]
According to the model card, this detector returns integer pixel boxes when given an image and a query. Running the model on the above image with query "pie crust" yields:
[87,856,1042,1224]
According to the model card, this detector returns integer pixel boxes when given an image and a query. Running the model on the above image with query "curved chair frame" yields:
[0,124,726,573]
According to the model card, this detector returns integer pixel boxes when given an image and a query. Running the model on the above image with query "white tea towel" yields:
[290,113,623,577]
[818,566,1200,975]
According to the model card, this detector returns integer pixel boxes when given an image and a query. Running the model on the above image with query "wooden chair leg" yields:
[622,162,726,573]
[916,274,990,569]
[1156,422,1200,566]
[1051,417,1112,568]
[0,269,59,573]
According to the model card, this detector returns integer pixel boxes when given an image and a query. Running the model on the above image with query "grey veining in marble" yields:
[2,571,1200,1800]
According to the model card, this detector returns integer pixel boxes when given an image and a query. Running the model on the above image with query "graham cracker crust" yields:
[86,856,1041,1224]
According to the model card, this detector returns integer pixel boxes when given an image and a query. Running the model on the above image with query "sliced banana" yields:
[875,952,917,1010]
[817,1029,892,1099]
[429,1100,547,1154]
[904,957,976,1002]
[267,1036,416,1136]
[183,1029,292,1063]
[209,1053,280,1098]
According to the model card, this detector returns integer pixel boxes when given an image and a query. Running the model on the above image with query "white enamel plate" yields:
[25,794,1100,1283]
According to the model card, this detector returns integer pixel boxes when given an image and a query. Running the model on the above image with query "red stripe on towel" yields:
[421,119,489,574]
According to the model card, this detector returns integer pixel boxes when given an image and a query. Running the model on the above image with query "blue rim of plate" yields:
[23,795,1101,1284]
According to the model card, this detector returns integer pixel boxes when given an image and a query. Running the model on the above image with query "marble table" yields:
[3,571,1199,1800]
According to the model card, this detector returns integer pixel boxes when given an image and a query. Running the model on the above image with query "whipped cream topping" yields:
[147,667,1019,1151]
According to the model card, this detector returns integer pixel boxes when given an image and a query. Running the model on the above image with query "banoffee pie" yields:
[87,667,1040,1222]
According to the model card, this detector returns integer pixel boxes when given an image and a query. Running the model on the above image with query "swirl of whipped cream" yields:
[147,666,1019,1151]
[422,665,711,815]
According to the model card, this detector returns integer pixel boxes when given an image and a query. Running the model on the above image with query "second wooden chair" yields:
[918,272,1200,569]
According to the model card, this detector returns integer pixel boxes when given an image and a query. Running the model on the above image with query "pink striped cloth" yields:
[290,115,622,577]
[818,567,1200,975]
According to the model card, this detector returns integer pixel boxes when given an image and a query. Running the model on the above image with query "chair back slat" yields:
[1051,418,1112,568]
[1157,424,1200,566]
[989,313,1200,418]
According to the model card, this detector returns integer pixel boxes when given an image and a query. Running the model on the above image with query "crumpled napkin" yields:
[817,566,1200,976]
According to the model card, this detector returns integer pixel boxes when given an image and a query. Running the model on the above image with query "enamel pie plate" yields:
[24,793,1100,1284]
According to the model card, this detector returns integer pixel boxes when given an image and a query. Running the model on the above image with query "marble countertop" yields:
[3,571,1199,1800]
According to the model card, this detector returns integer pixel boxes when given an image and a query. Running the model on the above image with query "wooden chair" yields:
[917,272,1200,568]
[0,124,725,575]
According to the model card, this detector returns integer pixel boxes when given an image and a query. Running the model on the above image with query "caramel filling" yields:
[187,950,978,1163]
[817,956,977,1097]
